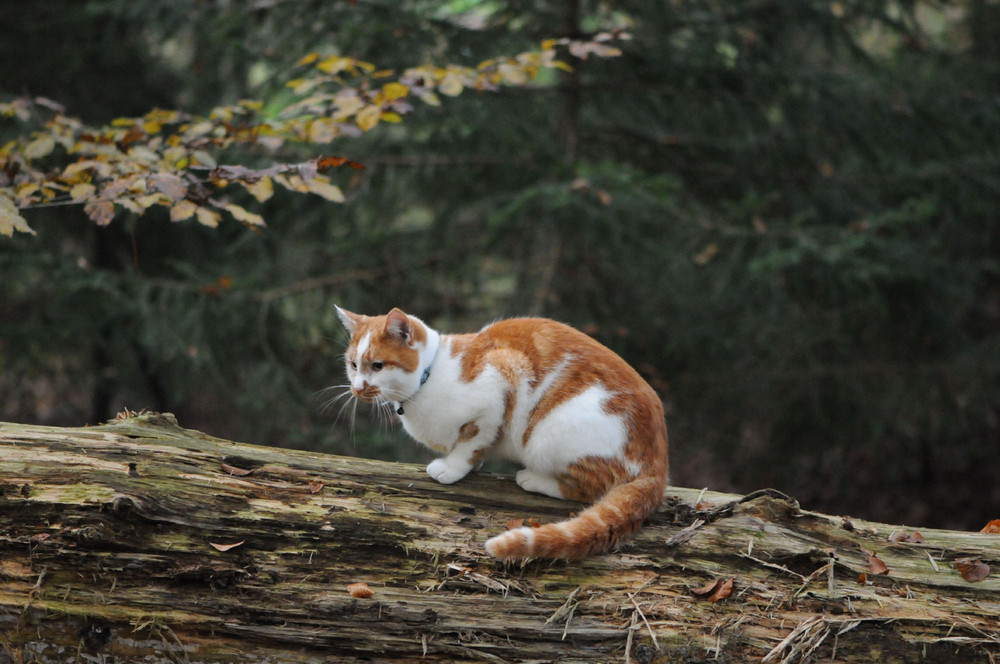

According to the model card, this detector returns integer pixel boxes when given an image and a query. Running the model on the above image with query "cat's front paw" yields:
[427,458,470,485]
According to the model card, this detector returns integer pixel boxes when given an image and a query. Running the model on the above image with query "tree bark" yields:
[1,412,998,663]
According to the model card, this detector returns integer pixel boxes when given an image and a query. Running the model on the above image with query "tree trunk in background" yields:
[1,413,998,663]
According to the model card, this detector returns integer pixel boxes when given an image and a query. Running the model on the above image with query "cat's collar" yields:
[395,337,439,416]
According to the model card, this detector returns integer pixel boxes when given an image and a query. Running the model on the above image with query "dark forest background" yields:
[2,0,998,531]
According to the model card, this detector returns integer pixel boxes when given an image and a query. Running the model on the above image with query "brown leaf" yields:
[84,200,115,226]
[980,519,1000,534]
[316,155,366,171]
[347,582,374,598]
[857,572,869,585]
[308,481,325,494]
[117,126,145,150]
[956,558,990,583]
[888,529,925,545]
[210,540,244,552]
[221,463,254,476]
[867,551,889,575]
[691,577,735,602]
[150,172,188,199]
[506,518,524,530]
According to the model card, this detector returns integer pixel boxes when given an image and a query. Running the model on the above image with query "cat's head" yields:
[335,306,429,403]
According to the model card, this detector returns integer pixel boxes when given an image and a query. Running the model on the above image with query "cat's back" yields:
[450,317,655,400]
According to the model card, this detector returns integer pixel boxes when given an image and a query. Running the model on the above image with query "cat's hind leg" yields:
[515,469,563,499]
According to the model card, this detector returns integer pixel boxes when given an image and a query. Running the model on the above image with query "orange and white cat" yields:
[335,306,669,559]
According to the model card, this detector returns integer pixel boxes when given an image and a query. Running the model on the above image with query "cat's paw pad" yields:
[515,470,563,499]
[427,458,469,485]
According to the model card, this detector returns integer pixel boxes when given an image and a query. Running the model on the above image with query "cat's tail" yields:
[483,473,667,560]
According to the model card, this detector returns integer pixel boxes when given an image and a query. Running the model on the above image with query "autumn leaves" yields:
[0,35,626,237]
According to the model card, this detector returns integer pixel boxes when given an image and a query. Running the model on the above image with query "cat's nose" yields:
[351,381,379,401]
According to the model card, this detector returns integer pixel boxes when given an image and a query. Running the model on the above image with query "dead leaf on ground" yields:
[210,541,245,552]
[691,577,734,603]
[867,551,890,575]
[348,582,374,598]
[221,463,254,476]
[980,519,1000,534]
[956,558,991,583]
[308,481,325,494]
[506,518,524,530]
[889,529,924,544]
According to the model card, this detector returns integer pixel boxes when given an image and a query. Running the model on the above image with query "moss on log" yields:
[1,412,998,663]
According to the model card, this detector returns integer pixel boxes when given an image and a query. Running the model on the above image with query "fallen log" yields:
[0,412,997,663]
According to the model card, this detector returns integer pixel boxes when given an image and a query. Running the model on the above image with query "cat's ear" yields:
[384,308,413,343]
[335,306,363,334]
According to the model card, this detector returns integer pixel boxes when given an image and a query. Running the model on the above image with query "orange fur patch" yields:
[345,310,428,373]
[457,422,480,442]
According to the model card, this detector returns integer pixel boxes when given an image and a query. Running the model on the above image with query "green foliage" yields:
[1,0,998,529]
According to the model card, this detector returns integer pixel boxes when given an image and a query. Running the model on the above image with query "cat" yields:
[335,306,669,559]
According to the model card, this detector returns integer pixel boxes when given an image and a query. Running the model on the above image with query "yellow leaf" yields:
[439,76,463,97]
[136,193,163,209]
[142,120,162,134]
[498,63,528,85]
[317,55,350,74]
[296,52,319,67]
[163,146,188,166]
[305,176,345,203]
[0,194,34,236]
[117,198,143,215]
[356,105,381,132]
[111,117,135,127]
[382,82,409,101]
[24,135,56,160]
[553,60,574,73]
[170,200,197,222]
[419,91,441,107]
[191,150,217,168]
[381,112,403,123]
[69,183,96,203]
[195,206,220,228]
[288,78,321,95]
[14,183,40,206]
[307,118,339,144]
[333,95,365,120]
[274,174,309,193]
[224,203,265,226]
[245,177,274,203]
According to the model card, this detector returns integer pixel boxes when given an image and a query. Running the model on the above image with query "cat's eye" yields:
[372,361,384,371]
[349,361,357,369]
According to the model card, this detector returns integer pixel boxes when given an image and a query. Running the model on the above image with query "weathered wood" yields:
[1,412,998,663]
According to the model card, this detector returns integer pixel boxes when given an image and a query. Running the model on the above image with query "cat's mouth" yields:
[351,385,381,401]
